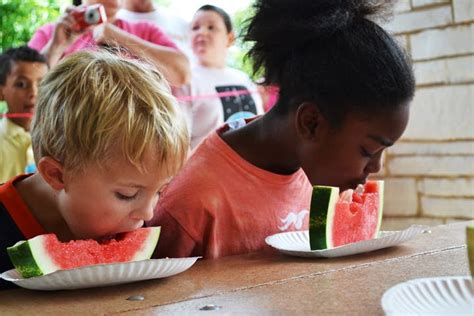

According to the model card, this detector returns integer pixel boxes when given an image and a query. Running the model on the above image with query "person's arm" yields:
[29,8,88,68]
[148,207,196,258]
[93,23,190,86]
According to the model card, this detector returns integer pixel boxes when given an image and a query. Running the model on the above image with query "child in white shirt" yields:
[187,5,263,148]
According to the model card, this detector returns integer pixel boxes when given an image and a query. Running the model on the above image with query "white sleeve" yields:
[171,85,193,137]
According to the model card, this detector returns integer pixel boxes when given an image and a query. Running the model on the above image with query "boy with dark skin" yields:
[0,47,48,182]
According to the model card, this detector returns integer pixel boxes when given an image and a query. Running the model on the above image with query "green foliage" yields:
[228,6,263,81]
[0,0,62,53]
[0,0,66,114]
[153,0,171,7]
[0,101,6,114]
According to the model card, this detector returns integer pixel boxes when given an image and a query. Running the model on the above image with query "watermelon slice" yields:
[309,181,384,250]
[7,226,160,278]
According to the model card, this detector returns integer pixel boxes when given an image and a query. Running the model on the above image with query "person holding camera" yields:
[28,0,190,87]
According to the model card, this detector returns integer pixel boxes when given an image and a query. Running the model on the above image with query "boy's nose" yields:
[134,200,156,222]
[30,84,39,100]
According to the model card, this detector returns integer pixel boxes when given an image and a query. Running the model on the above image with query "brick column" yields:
[378,0,474,230]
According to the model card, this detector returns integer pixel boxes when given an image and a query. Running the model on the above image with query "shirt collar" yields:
[0,118,29,138]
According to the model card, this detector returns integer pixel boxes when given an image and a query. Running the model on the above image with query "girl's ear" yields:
[295,102,326,142]
[36,157,65,191]
[0,86,5,101]
[227,31,235,47]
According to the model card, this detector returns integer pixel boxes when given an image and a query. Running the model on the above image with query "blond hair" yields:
[31,50,189,176]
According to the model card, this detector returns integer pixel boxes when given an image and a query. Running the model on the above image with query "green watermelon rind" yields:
[309,181,384,250]
[309,186,339,250]
[132,226,161,260]
[7,226,161,279]
[7,235,58,278]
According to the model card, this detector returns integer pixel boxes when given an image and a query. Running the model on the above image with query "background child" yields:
[185,5,263,148]
[0,46,48,183]
[0,50,189,288]
[28,0,189,86]
[149,0,415,259]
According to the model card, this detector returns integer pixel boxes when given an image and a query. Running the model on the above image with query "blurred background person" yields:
[186,5,263,149]
[117,0,192,58]
[28,0,190,86]
[0,47,48,182]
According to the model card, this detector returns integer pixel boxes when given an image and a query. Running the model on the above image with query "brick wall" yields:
[379,0,474,230]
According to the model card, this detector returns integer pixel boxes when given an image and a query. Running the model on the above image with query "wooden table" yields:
[0,221,472,315]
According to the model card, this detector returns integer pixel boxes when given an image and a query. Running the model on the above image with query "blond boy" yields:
[0,50,188,286]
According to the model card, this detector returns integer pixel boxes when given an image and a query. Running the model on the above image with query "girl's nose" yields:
[364,152,383,175]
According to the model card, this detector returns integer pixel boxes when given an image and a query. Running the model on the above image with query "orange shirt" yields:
[0,174,46,288]
[0,174,45,239]
[149,122,313,259]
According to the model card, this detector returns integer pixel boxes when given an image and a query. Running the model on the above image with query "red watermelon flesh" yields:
[309,181,384,250]
[7,227,160,278]
[46,229,155,269]
[332,181,382,247]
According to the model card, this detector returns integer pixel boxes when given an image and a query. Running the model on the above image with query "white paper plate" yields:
[265,225,429,258]
[381,276,474,315]
[0,257,200,291]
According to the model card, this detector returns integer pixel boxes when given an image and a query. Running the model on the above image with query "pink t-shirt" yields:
[148,120,313,259]
[28,19,178,58]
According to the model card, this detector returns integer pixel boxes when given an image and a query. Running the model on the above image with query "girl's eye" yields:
[360,147,374,158]
[208,25,214,30]
[192,25,199,31]
[115,192,137,201]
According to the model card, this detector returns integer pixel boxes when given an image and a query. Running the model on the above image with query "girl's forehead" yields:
[339,105,409,143]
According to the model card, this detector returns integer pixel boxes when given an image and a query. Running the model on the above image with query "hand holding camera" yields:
[50,5,107,51]
[70,4,107,32]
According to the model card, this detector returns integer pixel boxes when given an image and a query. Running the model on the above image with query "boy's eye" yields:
[208,25,214,30]
[192,25,199,31]
[115,192,138,201]
[14,81,28,89]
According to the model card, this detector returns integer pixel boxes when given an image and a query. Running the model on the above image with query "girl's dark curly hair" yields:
[244,0,415,126]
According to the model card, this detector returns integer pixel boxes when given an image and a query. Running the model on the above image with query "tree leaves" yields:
[0,0,61,52]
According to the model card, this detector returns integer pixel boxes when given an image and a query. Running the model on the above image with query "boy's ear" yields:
[36,157,65,191]
[227,32,235,47]
[295,102,325,142]
[0,86,5,101]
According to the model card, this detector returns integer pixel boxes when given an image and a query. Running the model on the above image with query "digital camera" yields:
[71,4,107,32]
